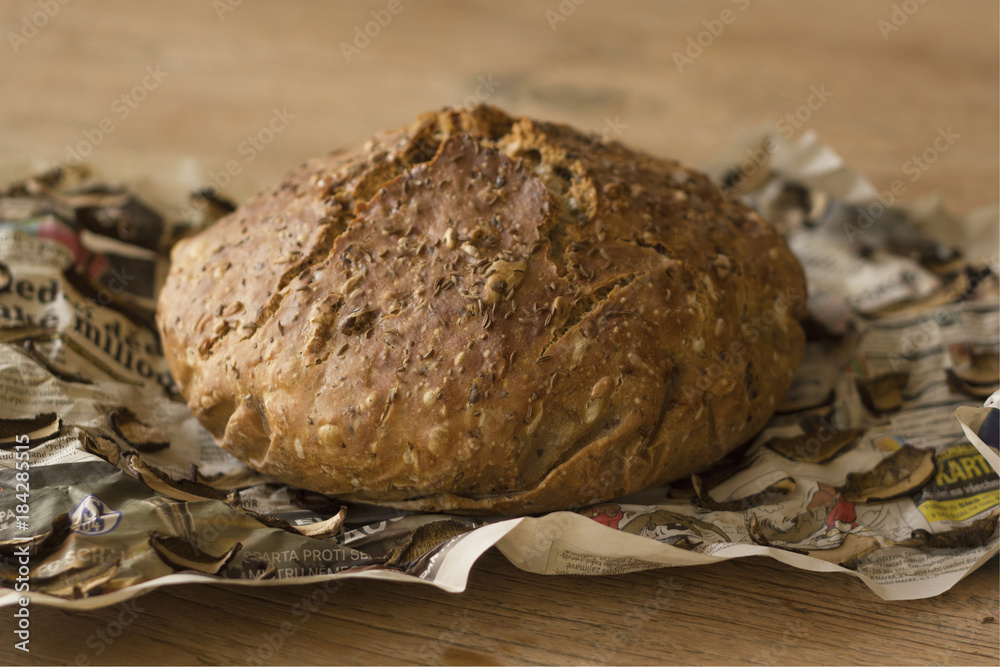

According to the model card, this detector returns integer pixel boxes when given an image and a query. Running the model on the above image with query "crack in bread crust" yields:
[156,105,808,514]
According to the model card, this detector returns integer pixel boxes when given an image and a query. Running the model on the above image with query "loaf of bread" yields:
[156,105,806,514]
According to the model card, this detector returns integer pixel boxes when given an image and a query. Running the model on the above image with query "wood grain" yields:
[2,551,998,666]
[0,0,998,665]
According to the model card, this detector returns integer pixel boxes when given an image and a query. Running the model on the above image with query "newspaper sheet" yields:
[1,132,997,609]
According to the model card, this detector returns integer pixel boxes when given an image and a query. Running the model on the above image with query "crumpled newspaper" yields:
[1,131,997,610]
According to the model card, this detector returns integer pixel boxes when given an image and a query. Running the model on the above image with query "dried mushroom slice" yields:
[109,408,170,453]
[189,465,272,491]
[384,520,472,567]
[720,139,773,195]
[182,188,237,231]
[804,534,881,569]
[32,558,121,599]
[947,372,1000,399]
[946,352,1000,399]
[223,490,311,533]
[746,514,808,554]
[294,506,348,538]
[148,532,242,575]
[692,474,796,512]
[747,516,880,568]
[0,412,61,448]
[0,514,72,561]
[839,445,935,504]
[668,536,703,550]
[862,272,954,319]
[0,260,10,292]
[856,372,909,413]
[764,428,863,464]
[892,512,998,549]
[957,352,1000,384]
[123,451,228,502]
[668,454,750,500]
[21,338,93,384]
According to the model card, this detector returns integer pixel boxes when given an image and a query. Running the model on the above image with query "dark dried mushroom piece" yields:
[384,520,472,567]
[190,187,237,220]
[746,514,809,554]
[865,270,972,320]
[719,139,773,195]
[0,412,61,448]
[803,534,880,569]
[776,387,836,414]
[0,514,72,560]
[223,490,307,532]
[123,451,227,502]
[21,338,93,384]
[856,372,909,413]
[775,343,841,414]
[769,181,827,231]
[946,352,1000,399]
[0,260,10,292]
[289,487,348,515]
[74,191,165,251]
[891,512,998,549]
[667,536,703,550]
[669,448,751,499]
[747,515,879,568]
[839,444,935,504]
[764,428,863,464]
[109,408,169,453]
[149,532,242,575]
[294,507,348,538]
[32,558,121,599]
[189,465,271,491]
[692,474,796,512]
[956,351,1000,384]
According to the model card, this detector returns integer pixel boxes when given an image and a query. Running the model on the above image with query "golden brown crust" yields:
[156,105,807,514]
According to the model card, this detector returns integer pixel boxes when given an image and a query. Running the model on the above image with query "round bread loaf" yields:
[157,105,806,514]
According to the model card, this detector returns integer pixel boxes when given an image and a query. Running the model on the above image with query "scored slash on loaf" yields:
[156,105,807,514]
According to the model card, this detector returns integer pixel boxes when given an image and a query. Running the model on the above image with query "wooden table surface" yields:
[2,1,998,665]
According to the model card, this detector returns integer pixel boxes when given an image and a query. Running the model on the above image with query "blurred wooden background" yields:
[2,0,997,210]
[1,1,998,665]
